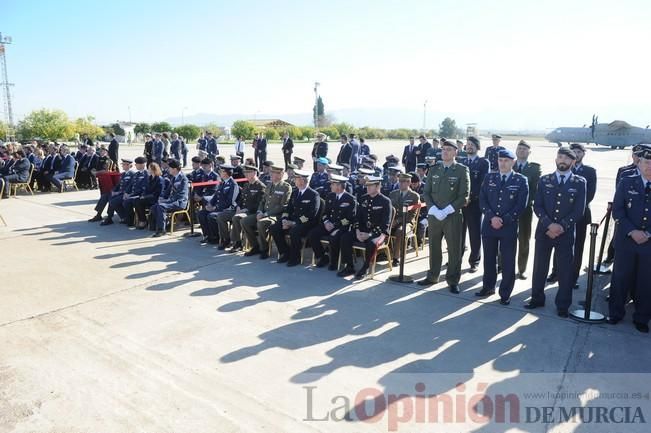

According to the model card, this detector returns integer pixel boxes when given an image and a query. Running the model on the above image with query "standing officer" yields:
[311,133,328,171]
[242,166,291,258]
[426,138,442,162]
[461,136,489,272]
[282,132,294,169]
[108,132,120,168]
[608,148,651,333]
[309,174,357,270]
[338,176,392,280]
[526,147,586,317]
[416,135,432,164]
[229,165,266,252]
[418,140,470,293]
[514,140,542,279]
[256,133,268,170]
[402,136,418,173]
[476,149,529,304]
[152,133,164,165]
[484,134,505,173]
[568,143,597,288]
[206,131,219,162]
[389,173,421,266]
[270,170,320,266]
[143,133,153,167]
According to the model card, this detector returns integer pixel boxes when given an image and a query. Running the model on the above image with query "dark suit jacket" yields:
[282,137,294,154]
[108,138,119,164]
[402,144,418,172]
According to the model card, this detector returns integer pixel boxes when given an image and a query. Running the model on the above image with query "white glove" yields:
[427,206,440,216]
[443,205,455,216]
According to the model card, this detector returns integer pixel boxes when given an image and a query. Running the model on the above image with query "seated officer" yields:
[270,170,320,266]
[381,166,401,197]
[150,159,189,237]
[120,157,149,226]
[186,156,203,182]
[389,173,421,266]
[38,144,61,191]
[308,174,357,270]
[210,164,241,249]
[309,157,330,196]
[230,154,245,179]
[0,149,30,198]
[50,146,76,192]
[354,168,374,201]
[242,166,291,258]
[192,158,219,205]
[608,148,651,333]
[292,156,306,170]
[76,145,99,189]
[476,149,529,305]
[229,165,266,252]
[259,160,274,186]
[338,176,392,280]
[133,162,166,229]
[100,159,136,225]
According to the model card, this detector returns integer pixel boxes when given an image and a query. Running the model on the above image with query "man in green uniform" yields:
[514,140,542,279]
[242,166,291,259]
[389,173,422,266]
[418,140,470,293]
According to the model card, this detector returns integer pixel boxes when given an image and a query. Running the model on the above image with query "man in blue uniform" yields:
[461,136,490,272]
[270,170,320,266]
[150,159,189,237]
[199,164,240,248]
[308,174,357,271]
[120,157,149,226]
[206,131,219,162]
[309,157,330,196]
[476,149,529,304]
[311,133,328,171]
[525,147,586,317]
[608,148,651,333]
[338,176,392,280]
[100,159,136,225]
[484,134,505,173]
[417,135,432,164]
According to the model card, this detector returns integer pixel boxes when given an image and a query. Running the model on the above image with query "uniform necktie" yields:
[517,164,523,173]
[646,182,651,195]
[444,166,449,173]
[501,175,506,188]
[559,174,565,186]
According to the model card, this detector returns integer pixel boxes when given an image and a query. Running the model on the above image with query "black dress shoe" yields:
[328,263,338,271]
[355,265,369,280]
[100,218,113,226]
[468,264,479,273]
[259,252,269,260]
[557,309,569,318]
[475,289,495,297]
[417,278,436,286]
[516,273,527,280]
[88,214,103,222]
[200,237,209,245]
[218,242,231,250]
[606,317,620,325]
[449,285,460,294]
[244,248,260,257]
[546,272,558,283]
[228,242,243,252]
[337,266,356,277]
[634,322,650,333]
[499,298,511,305]
[524,302,544,310]
[497,267,502,274]
[277,254,289,263]
[152,231,164,238]
[316,255,330,268]
[392,258,399,267]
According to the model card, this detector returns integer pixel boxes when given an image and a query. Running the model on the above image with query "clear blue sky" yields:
[4,0,651,129]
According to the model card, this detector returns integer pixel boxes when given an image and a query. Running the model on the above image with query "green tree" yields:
[439,117,458,139]
[151,121,173,133]
[174,124,201,141]
[313,96,324,119]
[231,120,256,140]
[17,109,74,140]
[0,121,8,140]
[111,123,125,136]
[263,128,279,140]
[73,116,104,139]
[134,123,151,135]
[203,123,224,136]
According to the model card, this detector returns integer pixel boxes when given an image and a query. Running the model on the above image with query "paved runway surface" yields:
[2,139,650,432]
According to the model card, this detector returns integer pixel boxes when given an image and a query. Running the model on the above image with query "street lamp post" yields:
[314,81,320,130]
[181,106,188,125]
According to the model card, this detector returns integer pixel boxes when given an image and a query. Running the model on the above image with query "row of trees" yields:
[5,109,465,143]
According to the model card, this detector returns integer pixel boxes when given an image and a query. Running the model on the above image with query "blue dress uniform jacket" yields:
[209,176,240,212]
[282,187,320,224]
[309,171,330,196]
[113,170,136,194]
[57,154,76,178]
[461,155,490,266]
[462,156,490,202]
[484,145,506,172]
[530,172,587,310]
[480,172,529,238]
[163,172,190,208]
[8,157,31,182]
[152,140,164,163]
[322,191,356,232]
[609,175,651,324]
[533,173,586,238]
[170,139,182,160]
[128,170,149,197]
[206,137,219,157]
[270,186,320,263]
[356,193,392,238]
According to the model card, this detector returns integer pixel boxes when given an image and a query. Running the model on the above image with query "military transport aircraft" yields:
[545,115,651,149]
